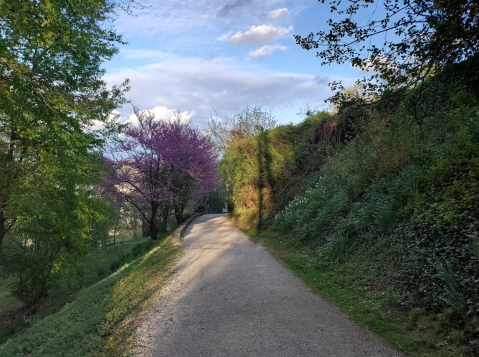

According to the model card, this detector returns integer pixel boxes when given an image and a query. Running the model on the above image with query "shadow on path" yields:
[134,214,403,357]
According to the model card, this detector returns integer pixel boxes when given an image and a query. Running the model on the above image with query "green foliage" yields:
[0,155,116,309]
[0,0,131,255]
[267,89,479,327]
[409,308,428,325]
[198,187,227,213]
[470,234,479,261]
[446,330,466,346]
[345,166,421,232]
[296,1,479,109]
[379,145,479,318]
[435,261,469,323]
[317,231,349,264]
[108,240,154,272]
[0,0,133,311]
[219,110,334,228]
[0,235,156,344]
[220,128,291,228]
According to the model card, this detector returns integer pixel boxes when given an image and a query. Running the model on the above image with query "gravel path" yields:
[134,214,403,357]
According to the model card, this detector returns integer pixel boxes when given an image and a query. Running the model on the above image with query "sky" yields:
[104,0,367,126]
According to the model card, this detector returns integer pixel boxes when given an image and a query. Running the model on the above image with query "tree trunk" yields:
[149,206,158,240]
[257,136,264,230]
[0,127,17,253]
[175,206,183,225]
[162,207,169,233]
[113,217,119,245]
[0,210,5,254]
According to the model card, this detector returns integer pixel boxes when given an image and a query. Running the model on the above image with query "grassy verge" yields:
[0,236,181,357]
[243,229,470,357]
[0,235,171,344]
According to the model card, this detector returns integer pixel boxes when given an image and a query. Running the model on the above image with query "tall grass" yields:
[434,260,469,323]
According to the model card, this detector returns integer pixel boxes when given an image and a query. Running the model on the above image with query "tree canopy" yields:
[0,0,134,252]
[105,108,218,240]
[208,105,277,151]
[295,0,479,101]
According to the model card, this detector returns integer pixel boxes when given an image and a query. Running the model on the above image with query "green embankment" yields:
[0,237,180,357]
[222,78,479,355]
[0,236,160,343]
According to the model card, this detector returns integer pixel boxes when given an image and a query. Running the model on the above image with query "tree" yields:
[0,0,136,253]
[0,150,112,309]
[209,106,278,227]
[105,108,218,240]
[198,185,228,214]
[208,105,277,151]
[295,0,479,102]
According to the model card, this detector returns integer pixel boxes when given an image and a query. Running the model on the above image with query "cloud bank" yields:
[266,8,288,21]
[125,106,195,126]
[247,44,288,60]
[224,25,293,47]
[105,54,338,123]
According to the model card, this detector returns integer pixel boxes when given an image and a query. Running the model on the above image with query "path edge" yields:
[171,213,204,244]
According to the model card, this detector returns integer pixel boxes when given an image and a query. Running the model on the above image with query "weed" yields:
[446,329,466,346]
[434,260,469,323]
[317,231,349,264]
[409,308,427,324]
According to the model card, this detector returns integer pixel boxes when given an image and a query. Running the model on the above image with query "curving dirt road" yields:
[134,214,403,357]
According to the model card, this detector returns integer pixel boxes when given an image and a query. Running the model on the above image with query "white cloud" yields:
[125,106,196,126]
[247,44,287,60]
[227,24,293,47]
[266,8,288,21]
[104,53,349,123]
[112,0,306,52]
[216,31,232,42]
[88,110,124,131]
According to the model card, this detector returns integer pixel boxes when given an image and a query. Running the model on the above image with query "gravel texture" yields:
[134,214,403,357]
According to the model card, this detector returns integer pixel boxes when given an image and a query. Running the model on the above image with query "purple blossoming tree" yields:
[104,108,218,240]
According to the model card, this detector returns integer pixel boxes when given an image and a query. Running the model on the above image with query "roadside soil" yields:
[134,214,404,357]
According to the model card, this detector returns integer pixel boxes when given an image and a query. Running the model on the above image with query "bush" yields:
[1,238,56,311]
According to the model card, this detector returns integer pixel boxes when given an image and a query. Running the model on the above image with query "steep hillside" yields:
[221,77,479,354]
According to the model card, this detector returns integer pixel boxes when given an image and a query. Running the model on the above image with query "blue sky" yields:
[104,0,366,125]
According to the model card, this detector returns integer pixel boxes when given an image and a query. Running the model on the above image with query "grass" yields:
[0,234,181,356]
[0,236,156,344]
[0,237,154,311]
[0,274,21,312]
[242,229,470,357]
[82,236,154,284]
